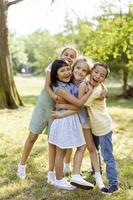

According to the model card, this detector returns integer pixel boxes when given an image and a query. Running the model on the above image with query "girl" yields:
[52,57,105,189]
[48,59,93,190]
[84,62,118,194]
[17,46,77,179]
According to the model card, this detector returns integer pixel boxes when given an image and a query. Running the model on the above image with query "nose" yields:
[96,73,100,79]
[65,69,71,75]
[78,69,83,75]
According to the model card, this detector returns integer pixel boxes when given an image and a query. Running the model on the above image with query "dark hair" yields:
[50,59,69,86]
[92,62,110,78]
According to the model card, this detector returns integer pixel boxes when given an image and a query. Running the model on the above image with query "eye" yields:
[100,74,106,78]
[70,55,74,59]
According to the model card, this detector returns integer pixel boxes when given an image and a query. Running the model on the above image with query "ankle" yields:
[19,162,26,166]
[64,163,70,167]
[95,171,101,176]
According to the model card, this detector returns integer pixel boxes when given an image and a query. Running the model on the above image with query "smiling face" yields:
[73,61,90,83]
[60,48,77,67]
[90,65,108,87]
[57,65,72,83]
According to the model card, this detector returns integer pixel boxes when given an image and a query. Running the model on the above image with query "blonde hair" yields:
[58,44,79,59]
[73,56,93,74]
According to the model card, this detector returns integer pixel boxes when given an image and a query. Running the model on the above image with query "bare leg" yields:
[48,143,56,171]
[84,130,105,189]
[64,149,72,163]
[83,128,100,172]
[71,144,94,190]
[73,145,86,174]
[20,132,39,165]
[55,147,66,180]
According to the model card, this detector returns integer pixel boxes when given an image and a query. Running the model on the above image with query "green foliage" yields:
[84,4,133,79]
[9,1,133,93]
[9,33,28,72]
[24,31,59,72]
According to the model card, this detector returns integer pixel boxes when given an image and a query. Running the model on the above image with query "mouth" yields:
[66,59,72,65]
[64,75,71,80]
[90,77,99,86]
[93,78,98,83]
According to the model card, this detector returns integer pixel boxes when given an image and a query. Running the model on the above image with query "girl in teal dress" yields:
[17,46,78,179]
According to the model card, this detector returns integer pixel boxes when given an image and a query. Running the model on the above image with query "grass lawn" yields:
[0,75,133,200]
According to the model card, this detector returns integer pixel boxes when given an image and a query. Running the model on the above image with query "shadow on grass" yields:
[1,151,133,200]
[0,143,106,200]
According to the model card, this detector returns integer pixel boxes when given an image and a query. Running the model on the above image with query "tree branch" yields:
[51,0,55,4]
[8,0,24,8]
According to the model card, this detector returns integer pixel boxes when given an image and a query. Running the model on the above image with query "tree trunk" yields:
[123,68,128,98]
[0,0,24,109]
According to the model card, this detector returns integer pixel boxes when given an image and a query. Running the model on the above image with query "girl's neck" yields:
[72,77,81,86]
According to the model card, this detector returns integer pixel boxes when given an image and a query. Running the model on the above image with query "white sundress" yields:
[48,81,85,149]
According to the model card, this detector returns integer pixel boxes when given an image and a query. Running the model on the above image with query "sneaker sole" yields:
[55,185,75,191]
[101,189,119,195]
[71,182,94,190]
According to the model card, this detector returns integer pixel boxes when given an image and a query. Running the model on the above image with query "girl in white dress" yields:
[48,59,93,190]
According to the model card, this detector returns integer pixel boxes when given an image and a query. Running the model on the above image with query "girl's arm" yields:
[78,82,87,98]
[56,89,91,107]
[44,71,57,101]
[51,110,79,119]
[100,83,108,98]
[56,103,80,111]
[56,82,88,111]
[53,82,89,119]
[56,85,93,107]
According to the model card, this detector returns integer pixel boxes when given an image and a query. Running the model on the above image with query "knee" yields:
[28,133,38,143]
[77,145,86,154]
[87,144,96,153]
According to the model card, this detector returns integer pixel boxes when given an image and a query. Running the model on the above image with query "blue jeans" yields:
[99,131,118,185]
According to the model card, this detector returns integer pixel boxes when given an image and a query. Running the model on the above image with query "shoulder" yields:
[94,84,103,92]
[45,62,53,73]
[92,85,103,98]
[54,82,70,90]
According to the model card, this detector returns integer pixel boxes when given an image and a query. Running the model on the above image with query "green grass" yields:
[0,76,133,200]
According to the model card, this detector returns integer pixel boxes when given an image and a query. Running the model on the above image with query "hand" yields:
[51,111,63,119]
[56,95,66,103]
[55,103,65,110]
[86,83,93,94]
[100,87,108,98]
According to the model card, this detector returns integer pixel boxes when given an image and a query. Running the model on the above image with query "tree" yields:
[0,0,24,109]
[84,2,133,97]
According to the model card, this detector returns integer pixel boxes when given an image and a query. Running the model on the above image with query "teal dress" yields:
[29,63,55,135]
[29,89,55,135]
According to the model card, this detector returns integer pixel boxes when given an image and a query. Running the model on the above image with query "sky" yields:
[8,0,131,35]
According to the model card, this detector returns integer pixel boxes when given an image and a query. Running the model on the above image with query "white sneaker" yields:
[54,179,76,190]
[95,172,105,189]
[70,174,94,190]
[16,163,26,179]
[63,163,71,175]
[47,171,56,185]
